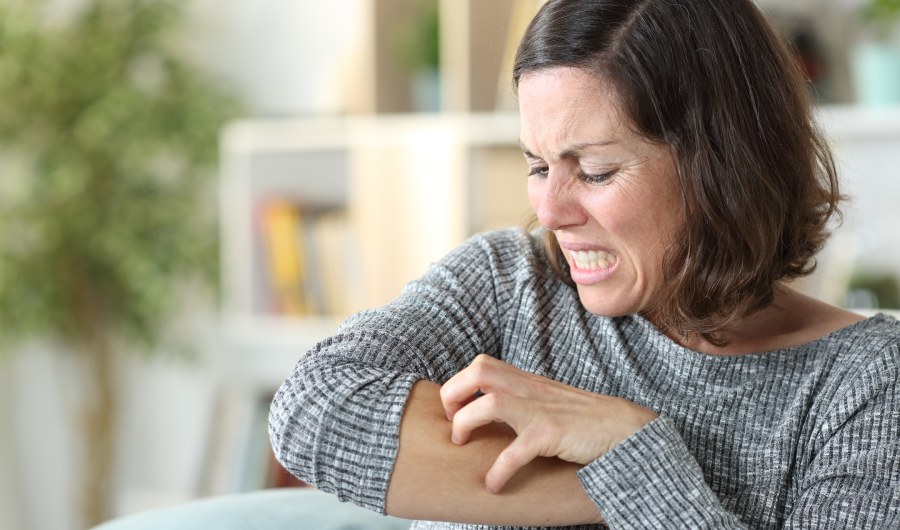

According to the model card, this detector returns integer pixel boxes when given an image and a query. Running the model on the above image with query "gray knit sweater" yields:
[269,228,900,529]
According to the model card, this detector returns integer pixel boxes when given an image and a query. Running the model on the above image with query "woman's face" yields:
[520,67,683,317]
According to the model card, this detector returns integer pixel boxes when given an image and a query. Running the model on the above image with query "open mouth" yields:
[568,249,617,271]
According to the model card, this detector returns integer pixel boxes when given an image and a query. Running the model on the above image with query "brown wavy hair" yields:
[514,0,843,343]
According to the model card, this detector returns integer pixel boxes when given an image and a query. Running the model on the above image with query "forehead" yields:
[517,67,637,150]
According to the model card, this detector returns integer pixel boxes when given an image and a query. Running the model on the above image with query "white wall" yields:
[0,305,221,530]
[0,359,27,530]
[824,106,900,282]
[111,311,221,517]
[182,0,366,116]
[2,345,83,530]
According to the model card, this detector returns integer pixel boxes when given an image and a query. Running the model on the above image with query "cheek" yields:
[527,178,549,221]
[620,171,683,243]
[527,181,540,210]
[635,201,683,275]
[652,188,684,247]
[583,190,646,236]
[589,190,680,265]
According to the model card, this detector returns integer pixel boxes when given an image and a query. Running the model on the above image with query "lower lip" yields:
[568,258,619,284]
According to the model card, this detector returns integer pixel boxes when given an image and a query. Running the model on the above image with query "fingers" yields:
[449,391,521,446]
[484,434,542,494]
[441,356,540,485]
[448,390,543,494]
[438,355,659,496]
[440,354,523,421]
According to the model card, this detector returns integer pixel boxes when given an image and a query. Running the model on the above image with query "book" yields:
[258,200,308,315]
[309,208,363,317]
[256,200,361,317]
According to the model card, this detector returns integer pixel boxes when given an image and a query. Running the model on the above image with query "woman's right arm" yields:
[269,234,502,507]
[268,231,603,525]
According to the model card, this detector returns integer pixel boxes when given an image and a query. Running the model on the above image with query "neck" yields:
[661,284,865,356]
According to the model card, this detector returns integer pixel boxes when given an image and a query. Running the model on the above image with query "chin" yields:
[575,286,637,318]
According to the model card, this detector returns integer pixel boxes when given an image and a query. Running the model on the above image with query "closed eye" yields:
[578,169,616,184]
[527,165,549,178]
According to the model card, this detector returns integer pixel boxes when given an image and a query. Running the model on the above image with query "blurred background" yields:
[1,0,898,529]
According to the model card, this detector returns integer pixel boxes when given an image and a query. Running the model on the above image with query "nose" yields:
[531,169,587,231]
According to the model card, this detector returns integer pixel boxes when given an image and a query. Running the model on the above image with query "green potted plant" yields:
[0,0,240,526]
[393,2,441,111]
[852,0,900,104]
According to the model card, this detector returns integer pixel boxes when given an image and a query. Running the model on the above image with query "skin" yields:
[386,380,603,525]
[384,66,864,524]
[521,67,683,320]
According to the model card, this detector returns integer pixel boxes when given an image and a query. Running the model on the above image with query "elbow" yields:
[267,354,418,513]
[268,381,320,486]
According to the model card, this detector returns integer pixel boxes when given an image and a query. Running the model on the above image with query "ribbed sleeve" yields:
[578,417,747,529]
[268,232,516,513]
[782,343,900,528]
[268,349,420,511]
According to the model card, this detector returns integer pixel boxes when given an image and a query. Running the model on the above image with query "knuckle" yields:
[473,353,493,364]
[481,391,505,412]
[469,355,495,381]
[452,402,472,423]
[471,354,493,371]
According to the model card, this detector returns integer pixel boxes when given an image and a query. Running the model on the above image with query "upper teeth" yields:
[569,250,616,270]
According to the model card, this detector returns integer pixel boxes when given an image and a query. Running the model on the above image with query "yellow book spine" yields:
[260,200,307,315]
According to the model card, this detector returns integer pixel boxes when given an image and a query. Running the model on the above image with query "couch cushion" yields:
[92,488,412,530]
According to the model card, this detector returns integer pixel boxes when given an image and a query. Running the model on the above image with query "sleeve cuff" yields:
[577,417,746,529]
[312,369,421,514]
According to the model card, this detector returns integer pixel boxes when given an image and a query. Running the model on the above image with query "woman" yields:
[269,0,900,528]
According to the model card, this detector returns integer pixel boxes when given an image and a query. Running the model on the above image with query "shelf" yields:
[816,105,900,141]
[219,314,344,388]
[219,113,528,321]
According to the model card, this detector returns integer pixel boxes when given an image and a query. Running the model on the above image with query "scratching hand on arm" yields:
[441,354,658,494]
[385,377,607,526]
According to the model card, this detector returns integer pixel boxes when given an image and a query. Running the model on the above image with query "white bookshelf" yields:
[217,113,528,384]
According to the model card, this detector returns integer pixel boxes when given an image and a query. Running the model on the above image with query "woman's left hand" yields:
[440,354,657,493]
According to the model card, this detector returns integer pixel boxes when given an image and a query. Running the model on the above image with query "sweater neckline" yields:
[625,312,893,364]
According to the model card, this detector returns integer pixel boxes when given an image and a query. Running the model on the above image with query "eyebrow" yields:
[519,140,618,160]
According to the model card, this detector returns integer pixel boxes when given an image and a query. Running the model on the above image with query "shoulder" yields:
[450,227,545,259]
[811,313,900,413]
[849,312,900,378]
[436,227,554,281]
[830,312,900,365]
[412,227,571,318]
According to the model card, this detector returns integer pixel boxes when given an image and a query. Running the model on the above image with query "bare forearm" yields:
[385,381,604,526]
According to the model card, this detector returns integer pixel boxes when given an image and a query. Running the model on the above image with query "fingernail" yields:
[451,433,460,445]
